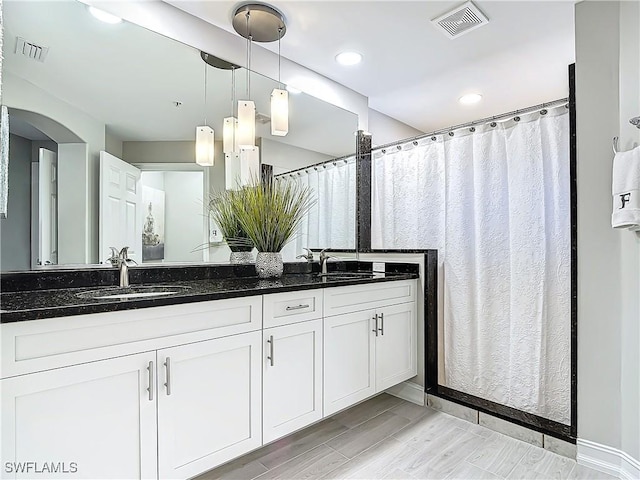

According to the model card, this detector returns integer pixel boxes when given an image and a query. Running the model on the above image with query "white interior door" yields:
[99,151,142,263]
[34,149,58,266]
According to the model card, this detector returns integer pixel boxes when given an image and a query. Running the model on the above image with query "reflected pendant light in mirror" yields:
[223,60,239,154]
[196,53,214,166]
[271,26,288,136]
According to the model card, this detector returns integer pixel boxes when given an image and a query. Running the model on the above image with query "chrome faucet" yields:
[107,246,137,287]
[319,249,339,274]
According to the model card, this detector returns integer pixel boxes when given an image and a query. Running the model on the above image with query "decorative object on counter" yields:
[209,189,255,264]
[233,177,315,278]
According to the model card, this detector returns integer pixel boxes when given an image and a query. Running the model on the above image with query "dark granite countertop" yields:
[0,271,418,323]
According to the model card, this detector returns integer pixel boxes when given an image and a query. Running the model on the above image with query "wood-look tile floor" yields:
[194,394,615,480]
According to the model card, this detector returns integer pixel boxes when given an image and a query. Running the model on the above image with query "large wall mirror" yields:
[0,0,358,272]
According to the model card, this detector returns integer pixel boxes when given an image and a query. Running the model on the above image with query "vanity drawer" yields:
[323,279,416,317]
[1,296,262,378]
[263,289,323,328]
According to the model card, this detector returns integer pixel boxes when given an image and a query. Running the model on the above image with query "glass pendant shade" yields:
[223,117,238,154]
[237,100,256,149]
[195,126,214,166]
[270,88,288,136]
[225,152,241,190]
[240,146,260,185]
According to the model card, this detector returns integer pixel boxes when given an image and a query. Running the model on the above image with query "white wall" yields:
[260,137,332,175]
[163,171,205,263]
[368,108,424,147]
[0,134,32,271]
[618,0,640,465]
[80,0,369,131]
[57,143,90,264]
[575,0,640,470]
[3,71,105,264]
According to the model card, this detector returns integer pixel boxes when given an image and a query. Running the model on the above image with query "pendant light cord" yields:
[278,27,283,88]
[203,59,208,124]
[245,11,251,98]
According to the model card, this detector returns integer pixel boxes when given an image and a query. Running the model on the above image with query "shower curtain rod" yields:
[372,97,569,153]
[274,152,355,177]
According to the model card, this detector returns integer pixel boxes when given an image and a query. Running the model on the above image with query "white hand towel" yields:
[612,145,640,229]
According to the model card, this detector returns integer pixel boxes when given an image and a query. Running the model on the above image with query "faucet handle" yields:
[106,247,120,265]
[119,246,130,259]
[296,248,314,262]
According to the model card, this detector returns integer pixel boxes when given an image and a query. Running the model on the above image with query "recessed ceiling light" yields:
[459,93,483,105]
[286,85,301,94]
[336,51,362,66]
[88,6,122,24]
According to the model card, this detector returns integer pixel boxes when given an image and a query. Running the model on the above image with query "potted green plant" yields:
[232,177,315,278]
[209,190,255,264]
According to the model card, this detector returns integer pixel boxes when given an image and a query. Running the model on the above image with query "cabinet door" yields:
[323,310,376,416]
[1,352,157,480]
[263,319,323,443]
[157,331,262,480]
[375,302,417,392]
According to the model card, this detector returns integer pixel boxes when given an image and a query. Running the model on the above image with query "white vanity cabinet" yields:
[0,296,263,480]
[323,280,418,416]
[262,291,323,443]
[1,352,158,480]
[0,278,419,479]
[157,331,262,479]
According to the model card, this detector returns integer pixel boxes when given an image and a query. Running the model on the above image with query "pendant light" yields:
[223,67,238,154]
[236,10,256,150]
[195,57,214,166]
[271,26,288,136]
[232,3,287,144]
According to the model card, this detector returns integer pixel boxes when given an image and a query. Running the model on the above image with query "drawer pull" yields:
[286,304,310,311]
[372,314,379,336]
[147,361,154,401]
[267,335,275,366]
[164,357,172,396]
[379,312,385,336]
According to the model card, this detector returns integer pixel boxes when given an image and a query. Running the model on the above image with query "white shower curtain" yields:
[280,157,357,261]
[372,106,571,424]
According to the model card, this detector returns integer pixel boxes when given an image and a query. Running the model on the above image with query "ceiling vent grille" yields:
[15,37,50,62]
[256,112,271,124]
[432,1,489,39]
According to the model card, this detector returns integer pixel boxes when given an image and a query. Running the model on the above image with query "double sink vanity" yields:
[0,261,420,479]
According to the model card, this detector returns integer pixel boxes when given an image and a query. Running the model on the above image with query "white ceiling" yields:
[165,0,576,133]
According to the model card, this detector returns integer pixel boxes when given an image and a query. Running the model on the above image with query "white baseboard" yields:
[385,381,424,406]
[577,438,640,479]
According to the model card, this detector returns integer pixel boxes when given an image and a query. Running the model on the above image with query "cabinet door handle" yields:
[267,335,275,366]
[147,361,154,401]
[164,357,172,396]
[379,312,384,336]
[372,314,379,336]
[285,304,310,311]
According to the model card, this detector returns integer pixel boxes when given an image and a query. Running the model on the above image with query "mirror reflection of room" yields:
[0,0,358,271]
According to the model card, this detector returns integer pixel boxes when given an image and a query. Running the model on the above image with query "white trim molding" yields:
[577,438,640,479]
[385,381,425,406]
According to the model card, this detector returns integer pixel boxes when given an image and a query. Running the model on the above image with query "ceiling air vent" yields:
[256,112,271,125]
[15,37,50,62]
[432,1,489,39]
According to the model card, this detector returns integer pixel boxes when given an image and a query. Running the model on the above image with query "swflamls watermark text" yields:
[4,461,78,474]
